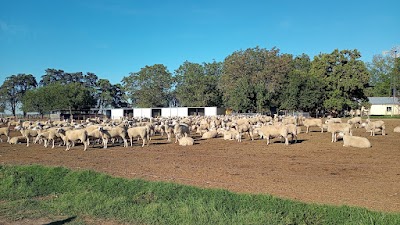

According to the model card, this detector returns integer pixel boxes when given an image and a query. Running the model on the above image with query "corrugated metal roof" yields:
[368,97,399,105]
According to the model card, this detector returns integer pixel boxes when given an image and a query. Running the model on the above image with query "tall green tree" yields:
[391,57,400,99]
[60,83,96,116]
[366,54,393,96]
[174,61,223,107]
[22,83,96,117]
[40,69,96,86]
[0,74,37,116]
[121,64,173,107]
[280,54,324,112]
[97,79,114,110]
[0,101,5,113]
[83,72,98,89]
[310,49,370,112]
[110,83,126,108]
[39,69,65,86]
[219,47,291,113]
[95,79,125,109]
[203,61,223,107]
[21,87,53,117]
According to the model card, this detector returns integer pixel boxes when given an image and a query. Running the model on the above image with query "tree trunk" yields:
[69,106,73,121]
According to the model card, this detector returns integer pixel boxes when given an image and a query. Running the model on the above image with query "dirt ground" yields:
[1,119,400,214]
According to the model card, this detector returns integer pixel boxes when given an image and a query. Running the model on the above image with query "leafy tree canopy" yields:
[122,64,173,108]
[0,74,37,116]
[310,49,370,111]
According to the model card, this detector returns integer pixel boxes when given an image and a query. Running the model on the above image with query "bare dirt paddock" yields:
[1,119,400,213]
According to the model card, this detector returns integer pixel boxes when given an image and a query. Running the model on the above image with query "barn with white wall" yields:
[110,108,133,119]
[109,107,225,119]
[368,97,400,116]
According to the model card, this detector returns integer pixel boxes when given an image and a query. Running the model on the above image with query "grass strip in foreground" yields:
[0,164,399,225]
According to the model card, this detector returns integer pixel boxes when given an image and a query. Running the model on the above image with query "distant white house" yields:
[108,107,225,119]
[368,97,400,116]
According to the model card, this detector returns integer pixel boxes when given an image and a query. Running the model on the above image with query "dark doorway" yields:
[124,109,133,118]
[152,109,161,117]
[188,108,205,116]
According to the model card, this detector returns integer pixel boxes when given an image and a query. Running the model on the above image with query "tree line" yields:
[0,47,399,117]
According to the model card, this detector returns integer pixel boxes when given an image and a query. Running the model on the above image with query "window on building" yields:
[387,107,392,112]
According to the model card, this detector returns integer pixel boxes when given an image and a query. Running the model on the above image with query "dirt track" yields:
[1,119,400,213]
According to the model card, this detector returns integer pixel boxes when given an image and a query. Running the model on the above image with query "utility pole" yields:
[383,46,400,116]
[394,50,397,99]
[394,50,398,117]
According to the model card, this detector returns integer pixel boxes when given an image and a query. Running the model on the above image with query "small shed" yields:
[110,108,133,119]
[109,107,225,119]
[368,97,400,116]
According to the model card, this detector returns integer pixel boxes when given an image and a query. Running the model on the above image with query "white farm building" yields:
[107,107,225,119]
[368,97,400,116]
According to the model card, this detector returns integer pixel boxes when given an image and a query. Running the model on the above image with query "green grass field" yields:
[1,164,399,225]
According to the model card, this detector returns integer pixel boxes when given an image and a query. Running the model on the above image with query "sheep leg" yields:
[103,138,108,149]
[292,134,297,143]
[249,131,254,141]
[83,140,88,151]
[174,134,179,143]
[65,141,70,151]
[123,138,128,147]
[284,136,289,145]
[167,133,171,142]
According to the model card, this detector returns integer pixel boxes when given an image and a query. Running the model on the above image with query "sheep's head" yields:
[57,128,65,134]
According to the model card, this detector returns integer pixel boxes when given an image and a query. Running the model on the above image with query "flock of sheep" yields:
[0,114,398,151]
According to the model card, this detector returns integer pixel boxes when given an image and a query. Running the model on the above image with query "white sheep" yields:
[286,124,299,143]
[15,125,39,147]
[87,128,110,149]
[365,120,385,136]
[8,136,27,144]
[174,123,190,143]
[327,122,352,142]
[325,118,342,124]
[177,136,194,146]
[218,129,240,141]
[154,124,166,137]
[127,126,150,147]
[57,128,89,151]
[302,118,324,133]
[254,124,289,145]
[343,135,372,148]
[196,125,209,135]
[34,129,60,148]
[233,123,254,142]
[99,126,128,147]
[394,126,400,133]
[282,116,297,125]
[0,126,10,143]
[164,124,175,142]
[347,117,362,128]
[201,130,218,139]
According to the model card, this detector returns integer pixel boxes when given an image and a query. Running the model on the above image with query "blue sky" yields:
[1,0,399,85]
